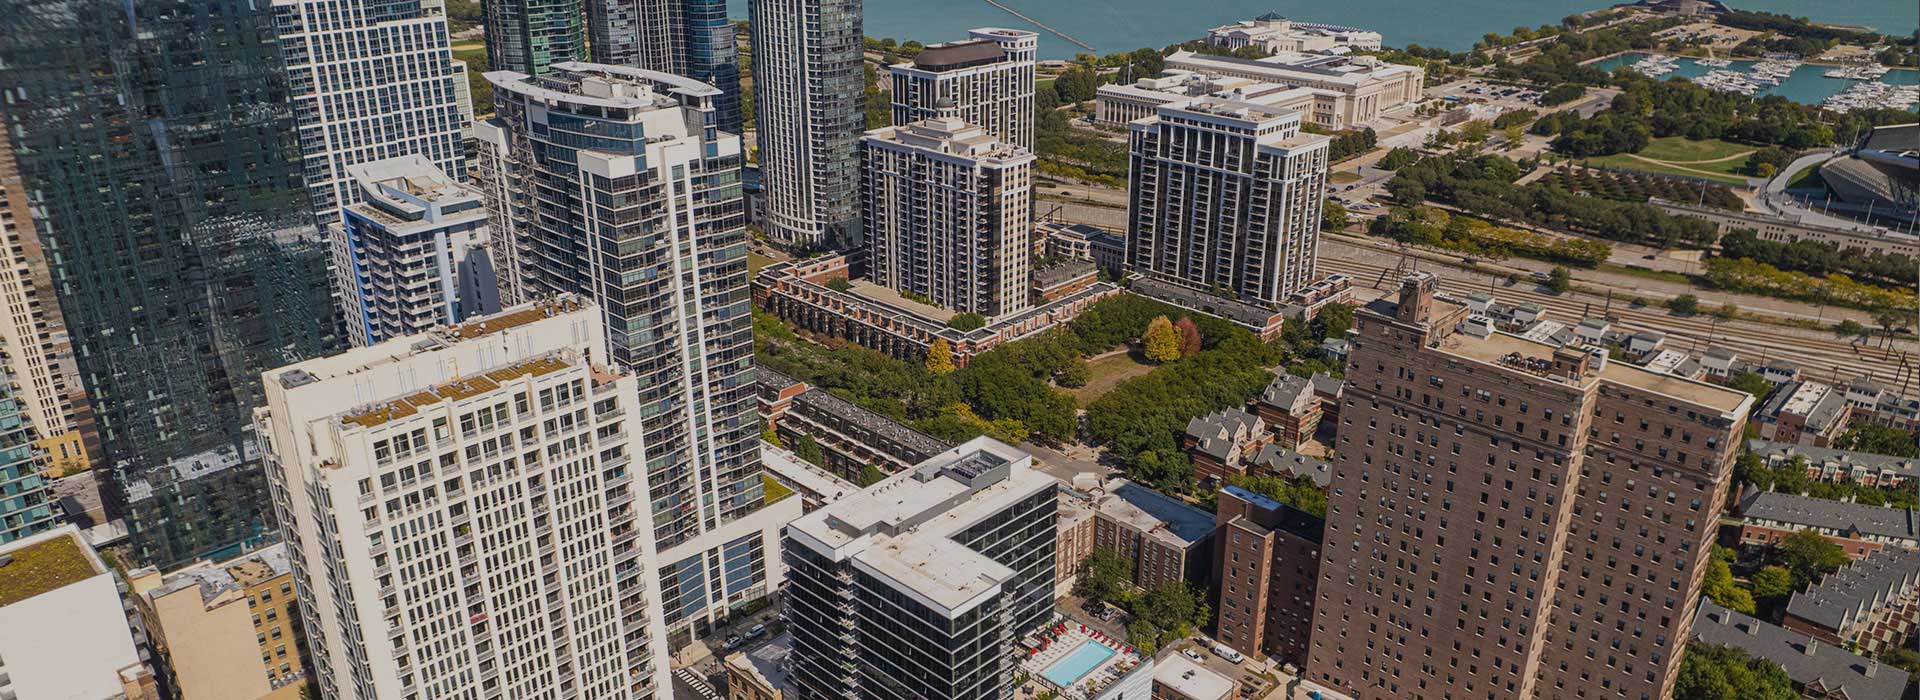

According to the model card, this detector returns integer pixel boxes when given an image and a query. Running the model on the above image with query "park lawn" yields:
[1071,352,1155,407]
[452,43,486,64]
[1634,136,1753,164]
[1330,170,1363,184]
[1582,153,1752,186]
[749,251,775,275]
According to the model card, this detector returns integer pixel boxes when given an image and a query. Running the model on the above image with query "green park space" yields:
[1582,137,1755,185]
[1070,352,1155,408]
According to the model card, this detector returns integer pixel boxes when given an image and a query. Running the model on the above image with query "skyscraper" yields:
[785,437,1057,700]
[588,0,746,133]
[1305,274,1753,700]
[1127,98,1329,307]
[484,0,589,76]
[477,64,796,645]
[0,0,341,567]
[273,0,472,220]
[888,28,1037,151]
[862,118,1034,318]
[257,297,676,700]
[333,156,499,347]
[0,128,98,476]
[749,0,864,250]
[0,376,51,544]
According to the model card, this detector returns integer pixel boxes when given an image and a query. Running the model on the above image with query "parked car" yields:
[748,623,768,639]
[1183,649,1205,663]
[1211,643,1245,664]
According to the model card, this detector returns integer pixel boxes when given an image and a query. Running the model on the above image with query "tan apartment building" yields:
[129,544,307,700]
[0,127,97,475]
[1215,486,1324,668]
[1306,273,1752,700]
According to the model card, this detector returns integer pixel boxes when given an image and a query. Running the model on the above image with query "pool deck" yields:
[1022,623,1143,699]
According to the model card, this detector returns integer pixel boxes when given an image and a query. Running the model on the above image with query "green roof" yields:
[0,534,98,607]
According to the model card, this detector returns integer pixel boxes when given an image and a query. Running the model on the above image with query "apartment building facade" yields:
[888,28,1037,150]
[0,130,96,477]
[128,544,309,700]
[587,0,744,132]
[333,156,499,347]
[784,438,1057,700]
[1214,486,1324,668]
[257,298,677,700]
[477,64,791,645]
[1127,98,1329,308]
[272,0,471,220]
[484,0,588,75]
[749,0,864,249]
[863,118,1035,318]
[1306,273,1752,700]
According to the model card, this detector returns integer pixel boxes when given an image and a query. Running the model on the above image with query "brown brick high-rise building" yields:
[1215,485,1324,668]
[1305,274,1753,700]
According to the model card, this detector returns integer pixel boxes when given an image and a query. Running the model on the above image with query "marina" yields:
[1593,52,1920,109]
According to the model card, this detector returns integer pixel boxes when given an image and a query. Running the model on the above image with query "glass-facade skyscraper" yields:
[0,0,341,567]
[586,0,744,134]
[0,378,52,544]
[483,0,588,76]
[749,0,864,250]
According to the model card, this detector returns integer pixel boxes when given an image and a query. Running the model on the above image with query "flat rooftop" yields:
[1154,655,1235,700]
[788,438,1053,616]
[0,531,99,607]
[1097,480,1216,548]
[1436,325,1748,415]
[339,354,570,429]
[848,279,957,323]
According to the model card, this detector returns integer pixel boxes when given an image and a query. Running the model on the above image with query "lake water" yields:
[728,0,1918,60]
[1590,53,1920,106]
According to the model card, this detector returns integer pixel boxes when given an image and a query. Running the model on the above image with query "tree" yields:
[1056,357,1092,388]
[795,434,825,467]
[826,277,852,292]
[1748,565,1794,606]
[1703,548,1756,614]
[948,313,987,331]
[1727,372,1774,400]
[926,338,956,375]
[1834,424,1920,458]
[1879,646,1920,674]
[1322,199,1349,232]
[1316,303,1355,339]
[1777,529,1849,588]
[1712,303,1739,320]
[1174,317,1202,358]
[1546,266,1573,294]
[1142,315,1181,363]
[1667,294,1700,316]
[1074,549,1133,606]
[1228,474,1327,516]
[1674,643,1798,700]
[1833,319,1867,339]
[857,463,887,487]
[1053,67,1102,103]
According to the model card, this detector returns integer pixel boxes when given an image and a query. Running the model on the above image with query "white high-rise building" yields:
[273,0,473,220]
[888,28,1037,151]
[332,156,499,347]
[749,0,864,250]
[863,118,1034,318]
[476,64,799,647]
[256,297,676,700]
[1127,98,1330,307]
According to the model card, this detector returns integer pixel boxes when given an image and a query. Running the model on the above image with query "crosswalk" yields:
[674,667,720,700]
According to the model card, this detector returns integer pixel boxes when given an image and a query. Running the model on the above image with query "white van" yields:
[1211,643,1245,664]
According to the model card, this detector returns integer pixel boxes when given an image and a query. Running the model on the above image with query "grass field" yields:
[1071,352,1154,407]
[452,42,485,64]
[749,252,775,275]
[1330,170,1363,184]
[1583,137,1754,186]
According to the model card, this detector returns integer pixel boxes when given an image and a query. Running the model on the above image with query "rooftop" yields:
[1739,491,1920,541]
[1248,443,1332,488]
[910,39,1008,71]
[487,61,720,109]
[339,354,571,429]
[142,544,293,607]
[1786,548,1920,632]
[0,530,99,607]
[1220,485,1325,541]
[792,386,953,459]
[1094,480,1217,548]
[1435,326,1748,414]
[1747,439,1920,477]
[788,438,1053,616]
[727,631,795,694]
[1033,260,1097,290]
[1154,655,1235,700]
[1693,601,1910,700]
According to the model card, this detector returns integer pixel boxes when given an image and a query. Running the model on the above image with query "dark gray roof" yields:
[1705,346,1737,361]
[1260,374,1313,410]
[1739,491,1920,542]
[1747,439,1920,480]
[1310,372,1343,398]
[1185,409,1262,461]
[1693,601,1910,700]
[1787,548,1920,633]
[1862,123,1918,157]
[1033,260,1096,289]
[793,388,952,460]
[1132,276,1281,328]
[754,365,802,391]
[1248,443,1331,488]
[1220,486,1324,542]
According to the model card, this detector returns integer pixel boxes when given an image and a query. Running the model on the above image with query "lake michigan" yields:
[728,0,1918,60]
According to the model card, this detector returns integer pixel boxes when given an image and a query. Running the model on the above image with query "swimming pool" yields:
[1041,640,1118,688]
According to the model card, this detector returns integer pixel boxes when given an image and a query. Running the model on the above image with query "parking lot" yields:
[1428,79,1547,113]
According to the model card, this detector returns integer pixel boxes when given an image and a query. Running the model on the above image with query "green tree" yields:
[1749,565,1794,606]
[1833,319,1867,338]
[1727,372,1774,399]
[1126,619,1164,656]
[1834,424,1920,458]
[1315,303,1356,340]
[1546,266,1573,294]
[795,434,825,467]
[1703,548,1756,614]
[863,64,889,129]
[1142,315,1181,363]
[761,424,783,448]
[1053,67,1102,103]
[1322,199,1349,232]
[1056,357,1092,388]
[1667,294,1700,316]
[926,338,956,375]
[1228,474,1327,516]
[1074,549,1133,606]
[1879,646,1920,674]
[857,464,887,487]
[1777,529,1849,588]
[1712,303,1739,320]
[1674,643,1797,700]
[826,277,852,292]
[948,313,987,332]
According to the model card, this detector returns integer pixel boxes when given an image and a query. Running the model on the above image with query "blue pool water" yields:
[1042,640,1118,688]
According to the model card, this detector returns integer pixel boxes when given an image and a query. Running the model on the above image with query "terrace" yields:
[1021,620,1146,700]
